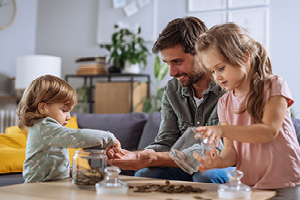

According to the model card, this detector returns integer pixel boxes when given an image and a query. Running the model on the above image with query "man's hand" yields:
[108,149,157,171]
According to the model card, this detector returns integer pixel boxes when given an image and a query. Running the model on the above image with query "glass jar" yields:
[72,149,107,190]
[169,126,216,174]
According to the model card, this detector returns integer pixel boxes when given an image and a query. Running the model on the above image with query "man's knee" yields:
[134,167,193,181]
[134,167,165,179]
[192,167,236,183]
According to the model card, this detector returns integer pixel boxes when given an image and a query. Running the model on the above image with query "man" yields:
[108,16,235,183]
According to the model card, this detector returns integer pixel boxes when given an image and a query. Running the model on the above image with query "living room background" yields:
[1,0,300,116]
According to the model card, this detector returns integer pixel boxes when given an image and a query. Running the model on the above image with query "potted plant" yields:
[134,55,169,113]
[100,24,151,74]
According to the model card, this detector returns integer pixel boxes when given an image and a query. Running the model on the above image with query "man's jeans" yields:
[134,167,236,183]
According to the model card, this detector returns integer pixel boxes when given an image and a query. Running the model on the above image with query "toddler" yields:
[17,75,123,183]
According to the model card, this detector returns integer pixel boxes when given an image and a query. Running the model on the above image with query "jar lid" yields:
[95,166,128,195]
[218,170,252,199]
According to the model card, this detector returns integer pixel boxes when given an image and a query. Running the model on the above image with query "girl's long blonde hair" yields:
[16,75,78,129]
[196,23,273,123]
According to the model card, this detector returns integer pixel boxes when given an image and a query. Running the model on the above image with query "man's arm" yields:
[108,150,179,171]
[109,83,184,170]
[144,88,183,152]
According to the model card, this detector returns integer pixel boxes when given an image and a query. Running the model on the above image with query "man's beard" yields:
[179,62,206,87]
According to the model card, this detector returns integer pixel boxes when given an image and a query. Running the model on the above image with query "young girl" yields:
[193,23,300,189]
[17,75,123,183]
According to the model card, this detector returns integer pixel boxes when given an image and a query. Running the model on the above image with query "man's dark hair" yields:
[152,16,207,55]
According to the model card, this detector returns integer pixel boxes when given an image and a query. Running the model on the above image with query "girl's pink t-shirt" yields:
[218,75,300,189]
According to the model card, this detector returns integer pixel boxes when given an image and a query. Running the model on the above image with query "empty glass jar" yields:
[72,149,107,190]
[169,126,216,174]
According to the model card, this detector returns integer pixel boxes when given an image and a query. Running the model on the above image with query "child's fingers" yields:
[212,148,219,156]
[197,165,207,172]
[195,126,207,132]
[193,152,202,160]
[215,139,219,148]
[106,149,115,159]
[207,136,214,145]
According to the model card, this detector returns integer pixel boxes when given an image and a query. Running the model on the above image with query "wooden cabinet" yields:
[65,74,150,113]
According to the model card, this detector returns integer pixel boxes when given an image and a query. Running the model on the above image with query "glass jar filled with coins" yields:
[72,149,107,190]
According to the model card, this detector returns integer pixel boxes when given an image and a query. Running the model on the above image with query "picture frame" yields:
[97,0,157,44]
[228,0,269,9]
[228,7,269,50]
[190,11,227,29]
[112,0,126,9]
[188,0,226,12]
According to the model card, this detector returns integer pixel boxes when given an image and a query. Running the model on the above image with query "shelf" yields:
[65,73,150,113]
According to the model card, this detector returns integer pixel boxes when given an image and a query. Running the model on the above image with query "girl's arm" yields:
[197,95,288,144]
[194,122,237,172]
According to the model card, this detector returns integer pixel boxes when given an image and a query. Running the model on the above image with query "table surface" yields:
[0,175,276,200]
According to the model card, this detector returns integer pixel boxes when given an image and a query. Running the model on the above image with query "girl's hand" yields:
[193,149,221,172]
[195,126,224,147]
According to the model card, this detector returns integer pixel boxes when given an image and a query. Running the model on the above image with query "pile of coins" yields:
[133,180,206,194]
[73,168,105,186]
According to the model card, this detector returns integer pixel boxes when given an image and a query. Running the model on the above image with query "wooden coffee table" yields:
[0,175,276,200]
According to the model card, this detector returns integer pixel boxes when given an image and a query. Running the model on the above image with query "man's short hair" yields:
[152,16,207,55]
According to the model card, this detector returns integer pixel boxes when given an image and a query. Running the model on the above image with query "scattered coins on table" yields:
[132,180,206,194]
[73,168,105,186]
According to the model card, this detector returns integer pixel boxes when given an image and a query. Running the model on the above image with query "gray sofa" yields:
[1,112,300,188]
[0,112,161,187]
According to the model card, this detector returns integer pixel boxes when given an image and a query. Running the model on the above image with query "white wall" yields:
[1,0,300,116]
[268,0,300,116]
[0,0,37,91]
[0,0,38,109]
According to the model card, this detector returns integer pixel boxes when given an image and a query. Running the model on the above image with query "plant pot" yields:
[108,65,122,74]
[123,61,140,74]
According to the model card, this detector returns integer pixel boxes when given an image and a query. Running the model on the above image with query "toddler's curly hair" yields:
[16,75,78,130]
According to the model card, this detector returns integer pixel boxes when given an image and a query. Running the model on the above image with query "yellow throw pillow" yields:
[66,115,79,129]
[66,115,81,165]
[0,130,27,173]
[5,126,28,137]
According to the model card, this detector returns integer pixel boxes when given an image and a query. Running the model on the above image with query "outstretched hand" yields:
[193,149,221,172]
[107,149,157,171]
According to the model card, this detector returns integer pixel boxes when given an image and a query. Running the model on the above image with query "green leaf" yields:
[133,96,147,112]
[154,56,161,78]
[157,88,165,100]
[142,98,152,113]
[102,24,150,69]
[157,63,169,81]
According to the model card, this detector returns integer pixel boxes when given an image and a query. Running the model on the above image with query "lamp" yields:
[15,55,61,95]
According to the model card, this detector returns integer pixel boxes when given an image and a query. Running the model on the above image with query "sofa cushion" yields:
[292,117,300,145]
[74,112,148,151]
[138,112,161,149]
[0,173,24,187]
[0,127,27,174]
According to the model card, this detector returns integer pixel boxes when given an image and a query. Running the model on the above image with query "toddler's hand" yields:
[106,138,125,158]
